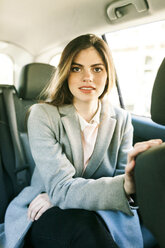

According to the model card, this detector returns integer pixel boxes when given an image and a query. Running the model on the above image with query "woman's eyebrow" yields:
[91,63,105,67]
[72,62,104,67]
[72,62,82,67]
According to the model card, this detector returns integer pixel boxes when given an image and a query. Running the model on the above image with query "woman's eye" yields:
[93,67,102,72]
[71,67,81,72]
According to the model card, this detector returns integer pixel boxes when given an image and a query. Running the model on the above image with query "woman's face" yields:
[68,47,107,105]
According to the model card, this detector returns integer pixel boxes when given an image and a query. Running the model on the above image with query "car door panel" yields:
[132,115,165,145]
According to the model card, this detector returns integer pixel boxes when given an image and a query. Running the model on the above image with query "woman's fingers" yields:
[28,196,42,221]
[128,139,162,163]
[124,139,163,195]
[125,160,135,174]
[134,139,162,148]
[33,203,51,221]
[28,193,53,221]
[28,203,42,221]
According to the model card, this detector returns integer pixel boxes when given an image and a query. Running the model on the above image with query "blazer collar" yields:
[58,104,84,176]
[58,101,117,178]
[83,101,117,178]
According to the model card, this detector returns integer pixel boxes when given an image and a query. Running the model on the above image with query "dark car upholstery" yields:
[135,58,165,247]
[0,63,55,223]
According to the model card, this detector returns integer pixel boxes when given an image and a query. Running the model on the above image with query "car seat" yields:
[135,58,165,247]
[0,62,55,223]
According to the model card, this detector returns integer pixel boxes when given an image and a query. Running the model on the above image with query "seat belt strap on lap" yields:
[3,88,29,190]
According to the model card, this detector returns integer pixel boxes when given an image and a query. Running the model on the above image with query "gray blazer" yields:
[0,101,134,248]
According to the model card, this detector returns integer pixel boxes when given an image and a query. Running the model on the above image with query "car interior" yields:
[135,57,165,247]
[0,0,165,246]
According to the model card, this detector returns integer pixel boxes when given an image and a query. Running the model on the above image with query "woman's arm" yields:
[28,104,132,215]
[124,139,162,195]
[114,110,162,195]
[28,104,162,215]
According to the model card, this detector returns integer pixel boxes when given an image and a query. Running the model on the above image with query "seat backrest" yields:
[0,62,55,223]
[135,57,165,245]
[14,63,55,173]
[151,58,165,125]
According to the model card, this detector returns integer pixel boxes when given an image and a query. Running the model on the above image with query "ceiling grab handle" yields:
[107,0,148,21]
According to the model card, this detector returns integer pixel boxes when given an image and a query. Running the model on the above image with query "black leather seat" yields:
[0,62,55,223]
[14,63,55,174]
[135,58,165,247]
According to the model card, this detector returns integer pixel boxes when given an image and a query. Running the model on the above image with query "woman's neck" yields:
[73,100,99,122]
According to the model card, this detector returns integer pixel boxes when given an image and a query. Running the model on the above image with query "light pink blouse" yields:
[77,102,101,171]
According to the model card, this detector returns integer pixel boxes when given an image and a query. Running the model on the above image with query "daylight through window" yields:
[106,20,165,117]
[0,53,14,85]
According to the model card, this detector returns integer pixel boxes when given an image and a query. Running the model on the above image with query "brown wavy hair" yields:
[42,34,116,106]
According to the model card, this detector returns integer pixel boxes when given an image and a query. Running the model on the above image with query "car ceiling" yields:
[1,0,165,58]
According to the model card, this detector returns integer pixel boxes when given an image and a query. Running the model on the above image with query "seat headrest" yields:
[151,58,165,125]
[17,63,55,100]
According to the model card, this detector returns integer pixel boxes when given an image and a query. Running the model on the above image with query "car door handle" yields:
[107,0,148,21]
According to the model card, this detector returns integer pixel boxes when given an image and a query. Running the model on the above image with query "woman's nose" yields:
[82,69,93,82]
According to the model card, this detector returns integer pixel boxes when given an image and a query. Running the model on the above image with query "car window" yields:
[50,54,61,67]
[105,20,165,117]
[0,53,14,85]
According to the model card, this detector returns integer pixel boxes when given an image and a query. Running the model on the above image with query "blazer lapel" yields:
[59,105,84,176]
[83,102,117,178]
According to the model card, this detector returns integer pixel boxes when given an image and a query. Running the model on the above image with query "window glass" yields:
[0,53,14,84]
[105,20,165,117]
[50,53,61,67]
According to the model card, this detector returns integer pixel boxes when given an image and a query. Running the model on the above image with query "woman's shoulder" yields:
[31,102,57,111]
[30,102,59,116]
[28,103,60,125]
[28,103,62,133]
[113,105,130,117]
[106,101,130,119]
[106,102,132,131]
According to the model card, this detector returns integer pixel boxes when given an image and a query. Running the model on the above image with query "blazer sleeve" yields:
[28,104,133,216]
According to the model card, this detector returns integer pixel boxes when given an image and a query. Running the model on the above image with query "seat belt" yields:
[3,88,30,193]
[102,34,125,109]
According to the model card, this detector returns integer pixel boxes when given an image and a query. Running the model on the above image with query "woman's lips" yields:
[79,86,95,93]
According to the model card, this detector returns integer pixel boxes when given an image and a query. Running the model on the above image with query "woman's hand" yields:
[124,139,162,196]
[28,193,53,221]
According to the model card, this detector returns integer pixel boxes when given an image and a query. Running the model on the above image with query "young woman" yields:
[1,34,162,248]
